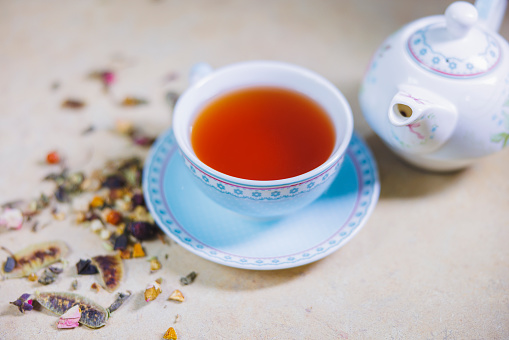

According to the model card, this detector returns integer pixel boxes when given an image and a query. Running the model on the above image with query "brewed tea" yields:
[191,86,335,180]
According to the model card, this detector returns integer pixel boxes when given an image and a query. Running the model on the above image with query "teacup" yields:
[173,61,353,218]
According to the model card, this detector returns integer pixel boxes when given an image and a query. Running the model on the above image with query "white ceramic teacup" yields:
[173,61,353,218]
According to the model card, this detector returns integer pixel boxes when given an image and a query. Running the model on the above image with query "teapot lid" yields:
[407,1,501,78]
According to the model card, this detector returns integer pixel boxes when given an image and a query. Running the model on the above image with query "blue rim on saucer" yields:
[143,129,379,270]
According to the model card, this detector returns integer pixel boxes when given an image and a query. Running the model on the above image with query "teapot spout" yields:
[387,86,458,154]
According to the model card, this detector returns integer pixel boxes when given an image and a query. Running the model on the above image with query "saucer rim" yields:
[143,129,380,270]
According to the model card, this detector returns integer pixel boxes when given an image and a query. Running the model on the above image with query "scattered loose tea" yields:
[119,249,131,259]
[48,265,64,274]
[102,175,127,189]
[168,290,184,303]
[71,279,79,290]
[121,96,148,107]
[144,280,162,302]
[3,256,16,273]
[1,240,69,279]
[89,70,115,92]
[57,304,81,329]
[132,243,145,258]
[129,221,157,240]
[10,293,34,313]
[46,151,61,164]
[106,290,132,314]
[35,291,108,329]
[91,254,124,292]
[174,314,181,324]
[180,272,197,286]
[38,268,58,285]
[62,99,85,109]
[0,208,23,230]
[163,327,178,340]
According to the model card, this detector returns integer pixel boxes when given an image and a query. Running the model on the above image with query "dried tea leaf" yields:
[71,279,79,290]
[35,291,108,329]
[180,271,197,286]
[62,99,85,109]
[76,259,99,275]
[163,327,178,340]
[168,290,184,303]
[106,291,131,314]
[38,268,57,285]
[91,254,124,292]
[1,241,69,279]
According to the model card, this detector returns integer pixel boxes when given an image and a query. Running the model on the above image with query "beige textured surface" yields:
[1,1,509,339]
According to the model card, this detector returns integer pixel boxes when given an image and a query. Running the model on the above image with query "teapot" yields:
[359,0,509,171]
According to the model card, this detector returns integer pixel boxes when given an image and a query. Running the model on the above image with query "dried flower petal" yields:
[102,175,127,189]
[121,96,148,107]
[1,241,69,279]
[3,256,16,273]
[113,233,128,251]
[91,254,124,292]
[91,283,100,292]
[106,291,131,314]
[180,271,197,286]
[168,290,184,303]
[46,151,60,164]
[0,208,23,230]
[149,257,161,271]
[132,243,145,258]
[35,291,108,328]
[57,304,81,329]
[62,99,85,109]
[10,293,34,313]
[129,221,157,240]
[27,272,38,281]
[144,281,162,302]
[163,327,178,340]
[76,259,99,275]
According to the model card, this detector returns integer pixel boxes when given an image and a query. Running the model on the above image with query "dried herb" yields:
[163,327,178,340]
[3,256,15,272]
[106,291,131,314]
[121,96,148,107]
[76,259,99,275]
[10,293,34,313]
[149,257,161,272]
[180,271,197,286]
[71,279,79,290]
[1,240,69,279]
[91,283,100,292]
[132,243,145,258]
[102,175,127,189]
[62,99,85,109]
[129,221,157,240]
[27,273,38,281]
[91,254,124,292]
[35,291,108,329]
[144,280,162,302]
[38,268,58,285]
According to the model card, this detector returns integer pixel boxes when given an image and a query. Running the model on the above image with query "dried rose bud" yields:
[46,151,60,164]
[102,175,127,189]
[106,210,122,225]
[131,193,145,209]
[129,221,157,240]
[10,293,34,313]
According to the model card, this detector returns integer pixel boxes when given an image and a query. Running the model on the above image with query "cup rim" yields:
[173,60,353,187]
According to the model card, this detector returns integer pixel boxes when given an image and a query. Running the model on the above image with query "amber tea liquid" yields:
[191,86,335,181]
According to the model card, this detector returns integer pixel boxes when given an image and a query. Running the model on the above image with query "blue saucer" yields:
[143,130,379,270]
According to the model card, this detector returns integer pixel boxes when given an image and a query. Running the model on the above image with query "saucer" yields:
[143,129,379,270]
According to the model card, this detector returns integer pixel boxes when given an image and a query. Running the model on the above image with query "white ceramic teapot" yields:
[359,0,509,171]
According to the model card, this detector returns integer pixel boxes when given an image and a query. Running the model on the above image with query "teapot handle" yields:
[475,0,507,32]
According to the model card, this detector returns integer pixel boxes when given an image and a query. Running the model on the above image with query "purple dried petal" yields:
[3,256,16,272]
[102,175,127,189]
[129,221,157,240]
[10,293,34,313]
[131,193,145,209]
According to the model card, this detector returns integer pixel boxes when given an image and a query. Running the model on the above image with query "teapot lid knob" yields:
[445,1,478,38]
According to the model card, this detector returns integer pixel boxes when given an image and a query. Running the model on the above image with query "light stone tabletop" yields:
[1,1,508,339]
